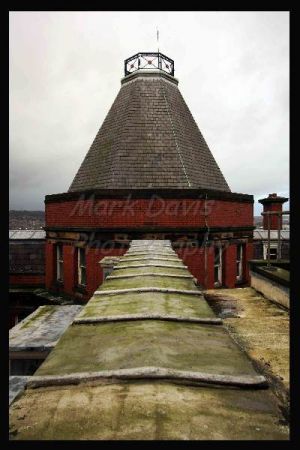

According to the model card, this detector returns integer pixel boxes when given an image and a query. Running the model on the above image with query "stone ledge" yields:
[94,287,203,296]
[73,314,222,325]
[106,273,193,280]
[114,264,188,270]
[27,366,267,389]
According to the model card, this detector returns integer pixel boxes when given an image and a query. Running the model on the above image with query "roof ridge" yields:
[108,79,138,187]
[159,76,191,188]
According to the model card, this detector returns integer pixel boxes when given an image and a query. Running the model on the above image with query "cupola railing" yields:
[124,52,174,77]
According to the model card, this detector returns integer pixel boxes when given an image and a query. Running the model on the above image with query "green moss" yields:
[116,259,185,268]
[111,266,190,277]
[265,267,289,282]
[36,321,258,377]
[79,292,215,319]
[19,306,55,330]
[9,381,288,440]
[100,275,196,291]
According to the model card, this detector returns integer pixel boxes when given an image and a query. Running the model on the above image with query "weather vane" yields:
[157,27,159,53]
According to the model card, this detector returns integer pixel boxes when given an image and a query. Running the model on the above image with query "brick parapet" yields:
[45,197,253,230]
[9,274,45,287]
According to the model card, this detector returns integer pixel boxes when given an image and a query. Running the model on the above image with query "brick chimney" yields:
[258,193,288,230]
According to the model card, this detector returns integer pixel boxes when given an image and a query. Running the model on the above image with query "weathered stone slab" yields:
[9,305,83,352]
[9,376,29,406]
[77,291,214,320]
[73,314,222,325]
[10,382,288,440]
[106,273,193,280]
[118,256,182,262]
[27,367,266,389]
[94,287,202,296]
[34,321,262,378]
[115,263,187,270]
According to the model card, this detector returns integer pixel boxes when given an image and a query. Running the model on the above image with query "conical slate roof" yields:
[69,59,230,192]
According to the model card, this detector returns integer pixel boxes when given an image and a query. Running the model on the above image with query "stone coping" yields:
[119,256,179,262]
[114,264,188,270]
[27,367,267,389]
[73,314,222,325]
[106,273,193,280]
[94,287,203,296]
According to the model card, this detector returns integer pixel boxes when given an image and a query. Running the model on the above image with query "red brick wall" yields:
[263,203,283,230]
[46,244,127,301]
[175,246,215,289]
[45,242,56,290]
[63,244,78,295]
[45,196,253,297]
[176,243,252,289]
[45,240,252,297]
[223,244,237,288]
[176,247,204,284]
[244,242,253,283]
[46,198,253,229]
[85,247,127,296]
[9,274,45,287]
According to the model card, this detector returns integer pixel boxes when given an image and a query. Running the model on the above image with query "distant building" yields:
[9,230,46,286]
[253,193,289,260]
[253,229,289,260]
[9,230,45,327]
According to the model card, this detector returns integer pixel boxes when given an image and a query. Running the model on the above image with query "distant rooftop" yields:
[253,229,289,240]
[9,230,46,240]
[258,193,289,205]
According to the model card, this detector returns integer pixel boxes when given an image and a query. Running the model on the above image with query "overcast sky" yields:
[9,11,289,215]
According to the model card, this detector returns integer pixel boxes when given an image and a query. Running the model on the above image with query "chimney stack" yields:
[258,193,288,230]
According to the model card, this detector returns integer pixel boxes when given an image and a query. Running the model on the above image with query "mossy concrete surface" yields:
[77,291,215,319]
[9,381,288,440]
[118,254,178,262]
[35,321,258,377]
[203,287,289,418]
[203,288,289,389]
[110,266,190,277]
[100,275,196,291]
[9,305,83,351]
[123,253,176,258]
[116,259,185,268]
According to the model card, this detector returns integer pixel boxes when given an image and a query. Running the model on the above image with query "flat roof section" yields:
[9,230,46,240]
[9,305,82,353]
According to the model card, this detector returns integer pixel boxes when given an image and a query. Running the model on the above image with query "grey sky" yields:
[9,11,289,215]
